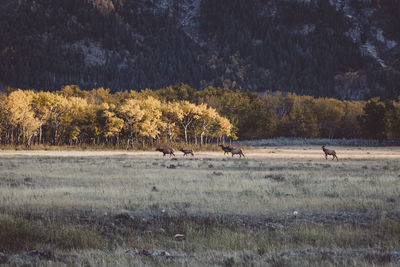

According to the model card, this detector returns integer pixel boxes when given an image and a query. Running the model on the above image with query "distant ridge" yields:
[0,0,399,99]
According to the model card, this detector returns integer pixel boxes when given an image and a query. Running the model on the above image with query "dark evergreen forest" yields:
[0,0,399,99]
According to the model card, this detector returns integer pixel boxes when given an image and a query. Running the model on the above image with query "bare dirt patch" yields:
[2,146,400,159]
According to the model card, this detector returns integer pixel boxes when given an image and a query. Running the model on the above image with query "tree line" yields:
[1,84,400,148]
[0,86,233,148]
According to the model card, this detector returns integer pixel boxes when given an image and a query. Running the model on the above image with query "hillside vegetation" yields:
[0,0,399,99]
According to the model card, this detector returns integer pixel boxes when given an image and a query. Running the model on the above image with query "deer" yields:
[156,148,175,157]
[322,145,338,161]
[179,149,194,156]
[218,142,233,155]
[231,148,245,157]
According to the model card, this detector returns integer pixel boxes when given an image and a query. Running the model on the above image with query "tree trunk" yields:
[54,127,58,145]
[200,132,204,146]
[168,122,173,141]
[126,139,130,150]
[184,125,188,143]
[39,124,42,144]
[26,134,33,148]
[194,127,197,145]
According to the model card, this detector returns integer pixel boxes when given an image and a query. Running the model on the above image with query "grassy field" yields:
[0,146,400,266]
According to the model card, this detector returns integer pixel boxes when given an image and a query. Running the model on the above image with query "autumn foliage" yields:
[0,86,234,148]
[1,84,400,148]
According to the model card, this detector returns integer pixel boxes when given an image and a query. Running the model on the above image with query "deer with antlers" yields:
[218,142,233,155]
[218,142,245,157]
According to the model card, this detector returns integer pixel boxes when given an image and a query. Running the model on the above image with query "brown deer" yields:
[156,148,175,157]
[218,142,233,155]
[179,149,194,156]
[322,145,338,161]
[231,148,245,157]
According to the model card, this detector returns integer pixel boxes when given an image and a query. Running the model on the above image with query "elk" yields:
[179,149,194,156]
[218,142,233,155]
[231,148,245,157]
[156,148,175,157]
[322,145,338,161]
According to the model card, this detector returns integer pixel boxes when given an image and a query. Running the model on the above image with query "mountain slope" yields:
[0,0,399,99]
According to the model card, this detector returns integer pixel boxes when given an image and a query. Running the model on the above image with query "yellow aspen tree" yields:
[118,98,145,148]
[61,96,89,144]
[288,95,318,138]
[98,103,124,141]
[176,101,200,143]
[87,87,112,105]
[314,98,345,139]
[31,92,69,144]
[340,100,364,138]
[3,89,40,146]
[195,104,218,146]
[161,101,182,142]
[47,94,69,145]
[138,97,165,143]
[31,92,56,144]
[213,115,234,141]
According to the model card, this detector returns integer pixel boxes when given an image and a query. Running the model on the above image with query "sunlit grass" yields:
[0,147,399,265]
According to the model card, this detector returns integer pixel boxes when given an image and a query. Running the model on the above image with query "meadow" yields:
[0,146,400,266]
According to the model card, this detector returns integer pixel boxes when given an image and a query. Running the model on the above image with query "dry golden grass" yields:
[0,146,399,266]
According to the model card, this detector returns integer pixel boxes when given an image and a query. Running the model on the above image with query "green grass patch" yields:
[181,218,400,253]
[0,215,107,253]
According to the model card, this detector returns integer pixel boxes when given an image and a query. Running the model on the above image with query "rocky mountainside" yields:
[0,0,399,99]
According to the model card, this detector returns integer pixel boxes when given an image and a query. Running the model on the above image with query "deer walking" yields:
[179,149,194,156]
[156,148,175,157]
[218,142,233,155]
[322,145,338,161]
[231,148,245,157]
